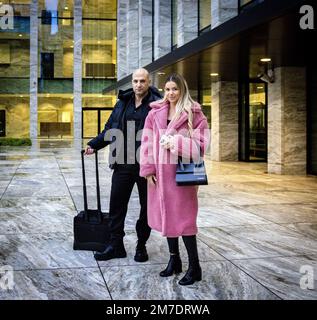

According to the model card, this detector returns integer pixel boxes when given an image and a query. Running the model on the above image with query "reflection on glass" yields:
[38,96,73,138]
[100,110,111,131]
[172,0,177,48]
[200,88,211,128]
[240,0,253,6]
[38,0,74,80]
[199,0,211,31]
[83,0,117,20]
[83,110,98,138]
[249,83,266,160]
[0,1,30,138]
[0,97,30,138]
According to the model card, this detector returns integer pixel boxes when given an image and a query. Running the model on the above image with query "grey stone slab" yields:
[198,224,317,260]
[234,255,317,300]
[4,181,70,197]
[241,203,317,224]
[264,190,317,204]
[97,231,225,269]
[0,232,97,270]
[284,223,317,240]
[197,206,271,228]
[0,210,73,235]
[0,268,110,300]
[0,196,76,214]
[101,260,278,300]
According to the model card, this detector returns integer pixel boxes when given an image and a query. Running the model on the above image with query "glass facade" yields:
[199,0,211,33]
[248,83,266,161]
[82,0,117,138]
[171,0,177,50]
[38,0,74,138]
[0,0,31,138]
[0,0,117,139]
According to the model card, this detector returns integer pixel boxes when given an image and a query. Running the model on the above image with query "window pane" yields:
[83,110,98,138]
[0,1,31,138]
[83,0,117,20]
[199,0,211,31]
[172,0,177,48]
[38,96,73,138]
[249,83,266,160]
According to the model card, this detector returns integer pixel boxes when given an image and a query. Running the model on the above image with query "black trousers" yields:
[109,164,151,246]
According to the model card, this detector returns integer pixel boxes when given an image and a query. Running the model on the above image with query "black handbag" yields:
[175,145,208,186]
[73,150,110,251]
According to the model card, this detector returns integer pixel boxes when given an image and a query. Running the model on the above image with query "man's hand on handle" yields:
[84,145,95,155]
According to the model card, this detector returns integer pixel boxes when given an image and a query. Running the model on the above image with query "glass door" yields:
[0,110,5,137]
[82,108,112,139]
[239,81,267,161]
[83,110,98,138]
[249,83,267,160]
[308,62,317,174]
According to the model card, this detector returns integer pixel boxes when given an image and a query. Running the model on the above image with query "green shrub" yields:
[0,138,32,146]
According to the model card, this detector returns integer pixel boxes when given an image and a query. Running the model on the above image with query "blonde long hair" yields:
[160,73,195,134]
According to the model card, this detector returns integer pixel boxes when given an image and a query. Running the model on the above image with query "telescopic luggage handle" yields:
[81,149,101,214]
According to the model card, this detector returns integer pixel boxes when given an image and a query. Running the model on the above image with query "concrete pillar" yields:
[268,67,307,174]
[127,0,139,74]
[29,0,38,140]
[211,0,238,29]
[211,81,239,161]
[177,0,198,47]
[73,0,82,142]
[154,0,171,60]
[117,0,129,80]
[138,0,153,67]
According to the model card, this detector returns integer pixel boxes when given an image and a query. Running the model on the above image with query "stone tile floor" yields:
[0,139,316,300]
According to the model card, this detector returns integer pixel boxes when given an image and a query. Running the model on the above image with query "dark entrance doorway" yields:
[82,108,112,139]
[308,63,317,175]
[41,53,54,79]
[0,110,5,137]
[239,80,268,161]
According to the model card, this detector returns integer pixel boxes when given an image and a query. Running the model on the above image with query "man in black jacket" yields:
[84,68,161,261]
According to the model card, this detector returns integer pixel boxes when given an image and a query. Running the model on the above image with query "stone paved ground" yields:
[0,140,316,300]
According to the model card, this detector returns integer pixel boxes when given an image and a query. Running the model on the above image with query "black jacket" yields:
[87,86,161,169]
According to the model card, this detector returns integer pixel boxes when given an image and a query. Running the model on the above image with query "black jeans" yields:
[109,164,151,246]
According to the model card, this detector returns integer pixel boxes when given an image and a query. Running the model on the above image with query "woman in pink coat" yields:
[140,73,209,285]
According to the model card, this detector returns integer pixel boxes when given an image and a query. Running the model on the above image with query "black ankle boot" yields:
[178,263,202,285]
[159,254,182,277]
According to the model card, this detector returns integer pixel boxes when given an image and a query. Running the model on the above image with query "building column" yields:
[126,0,139,75]
[29,0,38,140]
[138,0,153,68]
[211,81,239,161]
[154,0,171,60]
[177,0,198,47]
[268,67,307,175]
[73,0,82,142]
[117,0,129,80]
[211,0,238,29]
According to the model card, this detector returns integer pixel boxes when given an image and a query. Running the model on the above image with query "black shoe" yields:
[178,264,202,285]
[134,245,149,262]
[159,254,182,277]
[94,244,127,261]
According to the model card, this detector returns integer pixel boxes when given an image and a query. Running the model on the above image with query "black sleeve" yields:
[87,101,119,151]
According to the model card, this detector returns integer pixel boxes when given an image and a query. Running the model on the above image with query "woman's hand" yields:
[160,135,174,150]
[146,175,157,186]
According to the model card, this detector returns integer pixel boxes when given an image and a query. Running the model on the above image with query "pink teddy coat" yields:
[140,101,209,237]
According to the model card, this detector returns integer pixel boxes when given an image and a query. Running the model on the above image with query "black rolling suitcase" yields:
[73,150,110,251]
